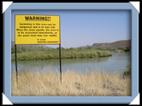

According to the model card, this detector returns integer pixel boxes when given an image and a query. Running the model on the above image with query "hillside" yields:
[12,40,130,50]
[92,40,130,50]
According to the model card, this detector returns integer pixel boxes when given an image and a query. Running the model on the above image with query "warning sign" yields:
[15,15,60,44]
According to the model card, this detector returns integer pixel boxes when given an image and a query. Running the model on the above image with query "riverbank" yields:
[12,71,130,96]
[11,46,112,60]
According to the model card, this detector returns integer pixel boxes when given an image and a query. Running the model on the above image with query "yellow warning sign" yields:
[15,15,60,44]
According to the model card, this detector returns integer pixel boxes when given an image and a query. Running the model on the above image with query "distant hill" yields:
[11,40,131,50]
[11,41,46,48]
[92,40,130,50]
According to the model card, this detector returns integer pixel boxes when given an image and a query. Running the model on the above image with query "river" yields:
[12,52,130,74]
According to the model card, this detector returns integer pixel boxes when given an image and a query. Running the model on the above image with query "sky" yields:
[12,10,131,48]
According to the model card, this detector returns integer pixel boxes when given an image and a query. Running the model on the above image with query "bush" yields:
[123,65,131,77]
[11,46,112,60]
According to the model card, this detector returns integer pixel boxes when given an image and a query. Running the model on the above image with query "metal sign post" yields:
[14,44,18,85]
[59,44,62,83]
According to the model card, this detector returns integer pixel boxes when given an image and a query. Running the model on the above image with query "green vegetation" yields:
[123,65,131,77]
[11,46,112,61]
[93,47,130,53]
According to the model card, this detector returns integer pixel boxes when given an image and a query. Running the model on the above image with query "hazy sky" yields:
[12,10,130,48]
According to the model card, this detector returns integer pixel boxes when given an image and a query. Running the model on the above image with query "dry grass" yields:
[12,71,131,96]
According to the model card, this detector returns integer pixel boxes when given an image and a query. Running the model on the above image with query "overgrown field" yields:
[12,71,130,96]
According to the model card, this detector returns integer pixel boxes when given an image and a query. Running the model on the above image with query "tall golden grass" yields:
[12,71,130,96]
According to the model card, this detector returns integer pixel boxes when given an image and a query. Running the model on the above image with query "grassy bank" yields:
[11,46,112,60]
[12,71,130,96]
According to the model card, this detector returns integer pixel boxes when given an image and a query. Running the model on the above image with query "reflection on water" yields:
[12,53,130,73]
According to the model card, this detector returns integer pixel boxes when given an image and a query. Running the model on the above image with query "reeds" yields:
[12,71,130,96]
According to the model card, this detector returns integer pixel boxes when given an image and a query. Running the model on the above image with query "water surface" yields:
[12,52,130,73]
